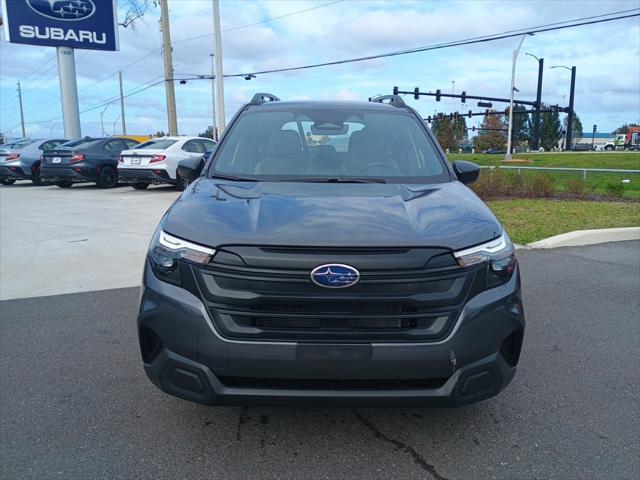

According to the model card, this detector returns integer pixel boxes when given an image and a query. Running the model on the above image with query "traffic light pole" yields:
[532,57,544,150]
[565,66,576,151]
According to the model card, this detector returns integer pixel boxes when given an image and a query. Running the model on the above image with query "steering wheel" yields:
[355,162,402,176]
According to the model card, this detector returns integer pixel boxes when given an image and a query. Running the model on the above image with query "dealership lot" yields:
[0,180,638,480]
[0,182,179,300]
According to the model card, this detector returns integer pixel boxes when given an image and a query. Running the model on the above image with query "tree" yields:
[452,114,468,143]
[431,114,456,151]
[505,104,530,149]
[0,132,5,145]
[563,112,583,140]
[473,111,506,151]
[539,106,562,151]
[613,123,639,135]
[152,130,166,137]
[199,126,214,139]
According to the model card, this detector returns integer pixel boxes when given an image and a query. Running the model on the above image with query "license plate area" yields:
[130,157,141,165]
[52,157,61,163]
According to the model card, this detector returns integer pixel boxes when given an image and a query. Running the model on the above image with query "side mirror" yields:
[452,160,480,185]
[178,156,205,182]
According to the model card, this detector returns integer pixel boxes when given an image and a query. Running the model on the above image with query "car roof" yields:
[247,100,408,111]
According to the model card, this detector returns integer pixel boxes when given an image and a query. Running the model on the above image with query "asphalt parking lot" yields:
[1,233,638,479]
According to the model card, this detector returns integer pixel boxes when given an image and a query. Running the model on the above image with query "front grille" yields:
[218,376,448,390]
[191,245,482,342]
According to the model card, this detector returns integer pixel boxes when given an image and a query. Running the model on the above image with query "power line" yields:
[222,10,640,78]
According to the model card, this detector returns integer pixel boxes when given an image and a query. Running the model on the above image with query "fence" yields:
[480,165,640,181]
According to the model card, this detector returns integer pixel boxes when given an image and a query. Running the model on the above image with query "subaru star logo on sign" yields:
[1,0,118,51]
[310,264,360,289]
[27,0,96,21]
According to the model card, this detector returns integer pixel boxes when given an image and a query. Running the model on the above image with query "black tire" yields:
[97,166,118,189]
[56,181,73,188]
[604,145,613,151]
[132,182,149,190]
[31,163,42,185]
[175,171,187,191]
[0,178,16,185]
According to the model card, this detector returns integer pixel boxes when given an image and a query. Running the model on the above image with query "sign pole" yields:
[56,47,81,139]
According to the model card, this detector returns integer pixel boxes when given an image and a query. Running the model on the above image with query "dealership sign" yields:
[1,0,119,51]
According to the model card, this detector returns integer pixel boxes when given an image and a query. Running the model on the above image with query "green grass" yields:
[448,151,640,170]
[487,199,640,244]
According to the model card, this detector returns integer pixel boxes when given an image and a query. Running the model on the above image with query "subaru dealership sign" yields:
[1,0,119,51]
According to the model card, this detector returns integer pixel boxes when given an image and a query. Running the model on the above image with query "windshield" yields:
[5,140,33,150]
[209,107,449,183]
[135,139,177,150]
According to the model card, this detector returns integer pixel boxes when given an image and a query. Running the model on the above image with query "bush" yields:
[604,181,624,198]
[564,177,594,197]
[525,174,555,198]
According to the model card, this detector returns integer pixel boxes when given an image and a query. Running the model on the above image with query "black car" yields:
[483,148,507,154]
[41,137,139,188]
[138,94,524,407]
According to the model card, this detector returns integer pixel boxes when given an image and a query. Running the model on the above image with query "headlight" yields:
[453,232,516,288]
[148,229,215,285]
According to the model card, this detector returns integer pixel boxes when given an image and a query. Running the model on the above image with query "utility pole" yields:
[118,71,127,135]
[210,53,216,140]
[212,0,225,134]
[505,33,533,161]
[16,82,26,138]
[160,0,178,135]
[57,47,81,138]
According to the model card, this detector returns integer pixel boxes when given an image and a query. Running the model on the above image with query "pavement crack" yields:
[350,409,450,480]
[236,406,250,441]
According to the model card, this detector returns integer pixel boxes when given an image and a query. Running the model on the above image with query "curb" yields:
[524,227,640,249]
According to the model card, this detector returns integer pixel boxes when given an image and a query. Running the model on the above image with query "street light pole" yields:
[505,34,532,161]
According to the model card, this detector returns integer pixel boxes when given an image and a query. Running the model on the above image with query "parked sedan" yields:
[0,138,68,185]
[118,136,216,190]
[41,137,140,188]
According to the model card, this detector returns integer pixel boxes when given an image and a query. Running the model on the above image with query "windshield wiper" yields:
[287,177,387,184]
[210,173,259,182]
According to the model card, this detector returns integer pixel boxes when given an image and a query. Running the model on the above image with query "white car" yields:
[117,136,216,190]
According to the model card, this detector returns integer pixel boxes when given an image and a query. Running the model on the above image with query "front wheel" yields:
[56,180,72,188]
[97,166,118,189]
[604,145,614,151]
[132,182,149,190]
[0,178,16,185]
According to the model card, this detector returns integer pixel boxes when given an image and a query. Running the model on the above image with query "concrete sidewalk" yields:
[0,182,179,300]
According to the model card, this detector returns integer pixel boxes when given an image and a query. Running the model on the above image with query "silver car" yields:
[0,138,68,185]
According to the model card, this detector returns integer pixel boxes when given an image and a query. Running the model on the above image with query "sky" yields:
[0,0,639,140]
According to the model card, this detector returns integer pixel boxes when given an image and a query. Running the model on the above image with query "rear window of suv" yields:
[210,107,449,183]
[135,139,177,150]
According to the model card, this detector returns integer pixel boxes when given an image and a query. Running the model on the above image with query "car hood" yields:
[162,179,503,250]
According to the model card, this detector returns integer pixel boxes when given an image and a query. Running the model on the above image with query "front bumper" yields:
[0,164,30,180]
[41,166,96,183]
[139,260,524,407]
[118,168,174,185]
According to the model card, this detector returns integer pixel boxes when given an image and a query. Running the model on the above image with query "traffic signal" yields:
[593,124,597,133]
[414,87,420,99]
[435,89,441,102]
[468,110,472,118]
[461,91,466,103]
[393,86,399,95]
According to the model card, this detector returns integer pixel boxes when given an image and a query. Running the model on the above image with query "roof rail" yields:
[249,93,281,105]
[368,94,406,108]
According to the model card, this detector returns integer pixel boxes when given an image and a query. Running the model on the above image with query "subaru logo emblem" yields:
[310,264,360,289]
[27,0,96,21]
